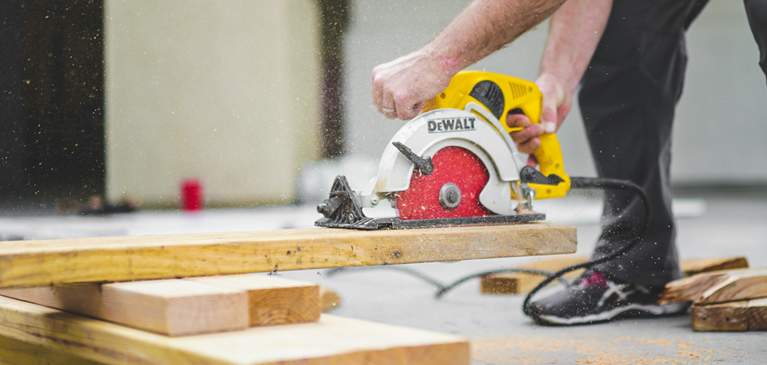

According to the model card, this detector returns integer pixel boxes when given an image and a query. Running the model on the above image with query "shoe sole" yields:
[537,302,688,326]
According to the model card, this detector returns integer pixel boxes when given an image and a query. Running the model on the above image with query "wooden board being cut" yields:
[661,268,767,305]
[0,279,249,336]
[0,296,470,365]
[0,223,576,289]
[187,274,320,326]
[691,298,767,332]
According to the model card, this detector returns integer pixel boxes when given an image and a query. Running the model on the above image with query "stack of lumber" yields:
[0,223,577,364]
[481,256,749,295]
[660,267,767,332]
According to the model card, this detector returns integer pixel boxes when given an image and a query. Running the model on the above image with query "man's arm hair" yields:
[425,0,568,75]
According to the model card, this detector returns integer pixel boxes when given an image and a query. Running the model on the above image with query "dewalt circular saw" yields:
[316,71,571,230]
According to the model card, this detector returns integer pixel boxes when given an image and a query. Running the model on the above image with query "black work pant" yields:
[579,0,767,286]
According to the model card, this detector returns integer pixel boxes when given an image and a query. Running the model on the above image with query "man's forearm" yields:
[540,0,613,92]
[425,0,567,76]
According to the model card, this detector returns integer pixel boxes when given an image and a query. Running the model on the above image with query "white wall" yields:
[105,0,321,207]
[343,0,767,186]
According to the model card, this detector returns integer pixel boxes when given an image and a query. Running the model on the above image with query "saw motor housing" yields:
[423,71,570,200]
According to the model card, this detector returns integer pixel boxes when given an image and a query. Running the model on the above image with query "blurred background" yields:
[0,0,765,213]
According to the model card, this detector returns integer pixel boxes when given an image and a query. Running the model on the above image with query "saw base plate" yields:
[315,213,546,230]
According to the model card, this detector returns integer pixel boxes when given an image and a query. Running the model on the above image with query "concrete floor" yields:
[0,190,765,364]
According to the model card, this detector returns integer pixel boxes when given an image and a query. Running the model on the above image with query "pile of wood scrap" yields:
[0,224,578,364]
[481,256,749,296]
[660,267,767,332]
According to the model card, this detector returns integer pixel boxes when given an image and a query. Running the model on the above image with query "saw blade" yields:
[396,146,494,220]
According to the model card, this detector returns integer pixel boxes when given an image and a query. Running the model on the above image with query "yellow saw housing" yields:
[423,71,570,200]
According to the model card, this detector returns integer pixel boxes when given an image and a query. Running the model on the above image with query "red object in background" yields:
[180,178,204,211]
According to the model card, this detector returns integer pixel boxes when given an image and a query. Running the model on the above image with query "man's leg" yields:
[527,0,710,325]
[579,0,710,287]
[744,0,767,83]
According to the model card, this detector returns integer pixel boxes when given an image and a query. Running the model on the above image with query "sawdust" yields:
[471,334,719,365]
[631,337,674,347]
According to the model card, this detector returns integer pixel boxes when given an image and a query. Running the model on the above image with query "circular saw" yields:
[316,71,571,230]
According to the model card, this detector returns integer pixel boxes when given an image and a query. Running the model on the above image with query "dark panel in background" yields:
[0,0,104,210]
[0,0,26,203]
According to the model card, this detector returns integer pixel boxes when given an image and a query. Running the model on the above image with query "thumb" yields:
[540,84,565,135]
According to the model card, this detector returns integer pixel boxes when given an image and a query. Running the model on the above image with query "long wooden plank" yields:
[0,296,470,365]
[0,223,576,289]
[187,275,321,326]
[0,279,249,336]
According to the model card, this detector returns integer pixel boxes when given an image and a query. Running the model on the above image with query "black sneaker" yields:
[526,270,688,326]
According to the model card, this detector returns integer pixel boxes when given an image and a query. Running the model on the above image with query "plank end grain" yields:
[187,274,321,326]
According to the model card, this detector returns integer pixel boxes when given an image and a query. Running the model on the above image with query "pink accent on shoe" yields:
[580,271,610,290]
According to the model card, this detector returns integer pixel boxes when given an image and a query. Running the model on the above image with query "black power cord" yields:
[324,176,651,323]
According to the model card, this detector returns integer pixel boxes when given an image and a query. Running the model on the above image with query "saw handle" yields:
[424,71,570,199]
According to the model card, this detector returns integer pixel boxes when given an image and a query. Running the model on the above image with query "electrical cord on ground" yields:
[326,266,569,296]
[325,266,448,291]
[322,176,651,324]
[521,176,652,321]
[434,269,568,298]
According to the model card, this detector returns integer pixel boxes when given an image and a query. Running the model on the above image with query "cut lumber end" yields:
[747,298,767,331]
[692,301,749,332]
[0,279,250,337]
[480,273,520,295]
[320,285,342,312]
[187,274,321,326]
[681,257,749,276]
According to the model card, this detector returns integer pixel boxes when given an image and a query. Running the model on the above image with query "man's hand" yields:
[371,49,454,120]
[370,0,568,121]
[507,73,572,164]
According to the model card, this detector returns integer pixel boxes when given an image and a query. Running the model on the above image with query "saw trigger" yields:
[519,165,565,186]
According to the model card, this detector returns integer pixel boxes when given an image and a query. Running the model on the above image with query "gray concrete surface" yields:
[0,190,765,364]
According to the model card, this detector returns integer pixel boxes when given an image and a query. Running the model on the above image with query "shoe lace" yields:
[597,281,634,308]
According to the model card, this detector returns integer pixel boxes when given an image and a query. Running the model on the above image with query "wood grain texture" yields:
[0,223,576,289]
[480,255,587,295]
[0,279,249,336]
[0,296,470,365]
[0,334,105,365]
[660,268,767,305]
[680,257,749,276]
[692,301,749,332]
[187,274,320,326]
[747,297,767,330]
[320,285,342,312]
[692,298,767,332]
